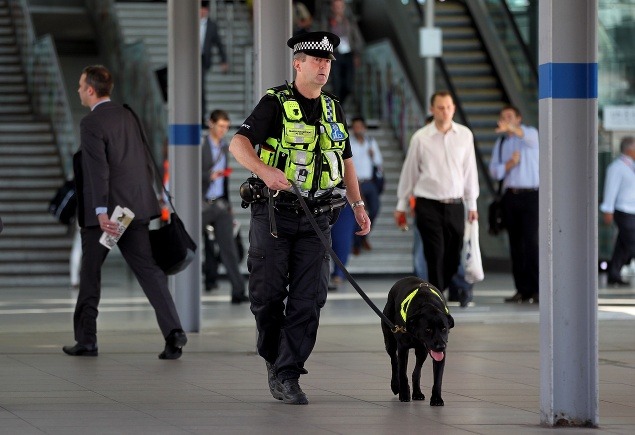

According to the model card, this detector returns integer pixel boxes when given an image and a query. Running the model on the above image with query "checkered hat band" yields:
[294,40,333,53]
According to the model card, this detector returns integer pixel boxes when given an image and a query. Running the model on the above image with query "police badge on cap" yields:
[287,31,340,60]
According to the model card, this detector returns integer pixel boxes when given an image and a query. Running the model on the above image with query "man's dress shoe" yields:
[231,294,250,305]
[159,329,187,360]
[63,343,98,356]
[608,277,630,287]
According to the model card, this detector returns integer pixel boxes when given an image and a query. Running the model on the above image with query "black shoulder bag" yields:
[125,104,197,275]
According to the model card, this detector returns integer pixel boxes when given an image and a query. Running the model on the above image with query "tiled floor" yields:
[0,266,634,434]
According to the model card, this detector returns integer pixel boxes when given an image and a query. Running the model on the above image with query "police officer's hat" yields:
[287,31,340,61]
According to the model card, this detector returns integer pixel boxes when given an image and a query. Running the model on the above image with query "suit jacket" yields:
[201,137,229,202]
[74,101,160,228]
[201,18,226,71]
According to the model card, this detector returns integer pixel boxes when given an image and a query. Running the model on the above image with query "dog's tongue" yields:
[430,351,444,362]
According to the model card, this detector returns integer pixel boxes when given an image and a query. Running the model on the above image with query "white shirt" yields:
[396,121,479,212]
[350,134,382,180]
[200,18,207,53]
[600,154,635,215]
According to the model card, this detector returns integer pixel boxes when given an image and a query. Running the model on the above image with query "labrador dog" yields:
[381,276,455,405]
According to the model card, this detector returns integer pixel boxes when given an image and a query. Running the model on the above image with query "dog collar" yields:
[400,285,449,322]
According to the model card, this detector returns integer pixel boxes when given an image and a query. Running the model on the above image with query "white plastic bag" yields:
[462,220,484,284]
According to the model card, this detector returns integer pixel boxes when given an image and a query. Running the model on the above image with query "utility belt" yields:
[240,177,346,236]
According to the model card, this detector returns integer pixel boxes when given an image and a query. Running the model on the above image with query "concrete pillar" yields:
[167,0,201,332]
[538,0,599,427]
[252,0,293,98]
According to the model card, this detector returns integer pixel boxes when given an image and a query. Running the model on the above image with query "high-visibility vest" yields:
[259,86,347,194]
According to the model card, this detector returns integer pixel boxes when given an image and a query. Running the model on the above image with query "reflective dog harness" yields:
[400,285,449,322]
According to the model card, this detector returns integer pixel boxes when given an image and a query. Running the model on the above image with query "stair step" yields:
[0,135,56,145]
[0,167,62,177]
[0,122,51,133]
[0,237,73,249]
[0,155,59,167]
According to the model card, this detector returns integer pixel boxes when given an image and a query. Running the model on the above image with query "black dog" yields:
[381,276,455,405]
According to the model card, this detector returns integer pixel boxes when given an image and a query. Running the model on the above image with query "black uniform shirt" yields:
[236,84,353,159]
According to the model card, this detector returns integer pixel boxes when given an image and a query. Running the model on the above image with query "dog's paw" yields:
[390,380,399,395]
[429,395,444,406]
[399,390,411,402]
[412,391,425,401]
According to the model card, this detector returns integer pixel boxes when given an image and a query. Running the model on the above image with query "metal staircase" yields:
[114,1,253,122]
[0,0,71,287]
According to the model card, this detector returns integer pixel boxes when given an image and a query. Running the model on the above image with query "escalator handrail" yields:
[498,0,538,81]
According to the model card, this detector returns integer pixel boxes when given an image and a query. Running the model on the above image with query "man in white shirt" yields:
[394,91,479,295]
[600,136,635,286]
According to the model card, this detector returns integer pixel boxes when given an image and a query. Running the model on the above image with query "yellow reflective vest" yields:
[259,86,348,193]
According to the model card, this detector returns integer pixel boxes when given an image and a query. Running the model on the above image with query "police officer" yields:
[229,31,370,405]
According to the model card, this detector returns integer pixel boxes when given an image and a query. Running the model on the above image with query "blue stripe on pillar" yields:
[538,63,598,100]
[169,124,201,145]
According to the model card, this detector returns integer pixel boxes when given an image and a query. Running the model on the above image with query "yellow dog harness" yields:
[400,285,449,322]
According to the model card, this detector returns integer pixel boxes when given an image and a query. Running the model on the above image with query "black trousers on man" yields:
[502,189,539,299]
[247,202,331,382]
[75,220,183,347]
[608,210,635,282]
[202,200,245,298]
[415,197,465,293]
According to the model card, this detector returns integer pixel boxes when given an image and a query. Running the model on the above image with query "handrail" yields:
[358,40,425,154]
[498,0,537,80]
[85,0,167,163]
[465,0,538,127]
[8,0,77,178]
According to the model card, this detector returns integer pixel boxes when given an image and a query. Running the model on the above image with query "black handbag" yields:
[125,104,197,274]
[149,212,197,275]
[372,165,385,194]
[488,196,505,235]
[49,179,77,226]
[488,136,506,235]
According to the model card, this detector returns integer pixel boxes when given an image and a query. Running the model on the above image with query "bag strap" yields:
[496,135,507,198]
[124,104,177,214]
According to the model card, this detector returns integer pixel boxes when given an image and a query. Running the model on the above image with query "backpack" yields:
[49,179,77,225]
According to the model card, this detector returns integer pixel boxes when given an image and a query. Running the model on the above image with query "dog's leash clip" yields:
[392,325,407,334]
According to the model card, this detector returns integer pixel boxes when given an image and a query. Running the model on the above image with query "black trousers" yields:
[202,200,245,298]
[75,220,183,346]
[415,198,465,292]
[502,189,539,298]
[247,203,331,382]
[608,210,635,281]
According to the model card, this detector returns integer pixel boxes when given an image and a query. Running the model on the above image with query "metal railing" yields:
[358,40,426,154]
[8,0,77,178]
[85,0,167,163]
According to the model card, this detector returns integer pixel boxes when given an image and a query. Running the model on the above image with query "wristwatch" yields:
[351,200,365,209]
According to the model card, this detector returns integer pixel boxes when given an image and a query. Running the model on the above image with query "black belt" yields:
[205,198,228,206]
[506,188,538,194]
[274,198,346,216]
[423,197,462,204]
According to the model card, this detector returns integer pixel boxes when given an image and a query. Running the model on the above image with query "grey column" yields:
[252,0,293,98]
[539,0,598,427]
[167,0,201,332]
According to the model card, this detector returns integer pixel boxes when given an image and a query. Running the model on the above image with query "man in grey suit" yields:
[201,109,247,303]
[63,65,187,359]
